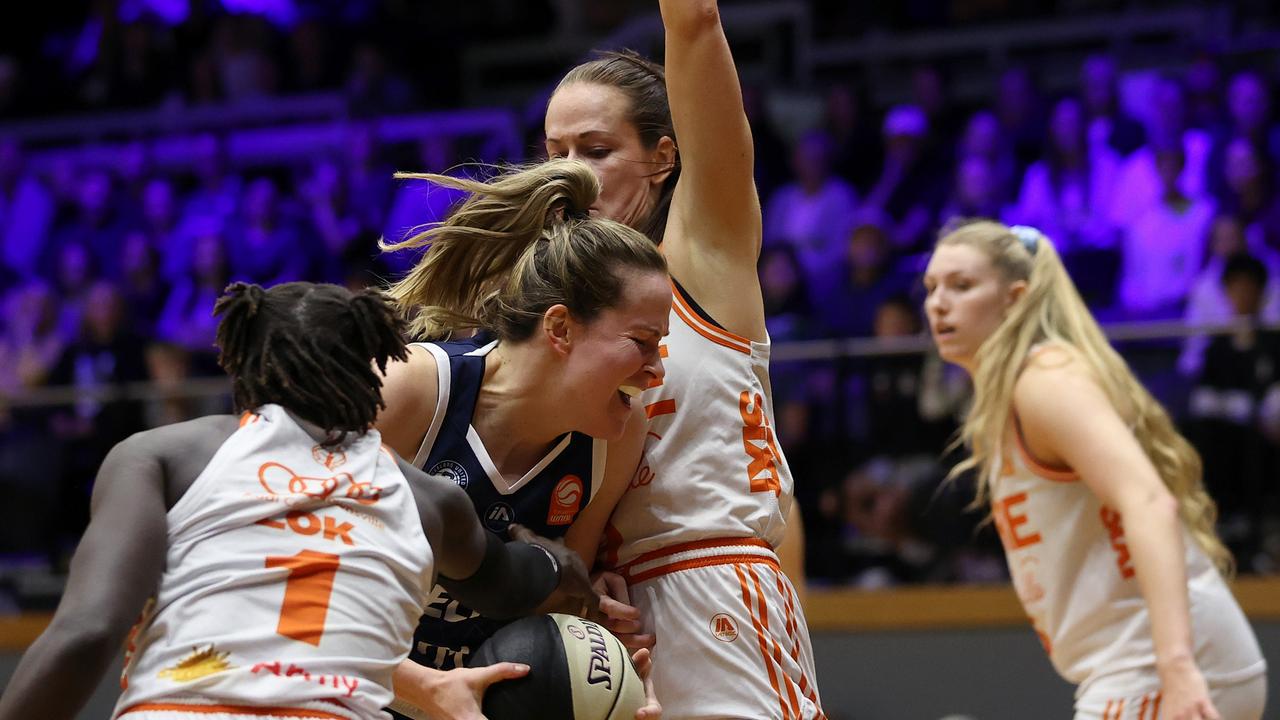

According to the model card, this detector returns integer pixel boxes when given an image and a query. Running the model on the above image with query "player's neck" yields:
[472,344,570,475]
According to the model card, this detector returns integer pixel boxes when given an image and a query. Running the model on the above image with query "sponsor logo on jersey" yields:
[257,461,382,506]
[311,445,348,470]
[546,474,584,526]
[484,502,515,532]
[157,645,233,682]
[709,613,739,643]
[428,460,470,489]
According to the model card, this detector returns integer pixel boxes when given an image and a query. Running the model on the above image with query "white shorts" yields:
[623,538,825,720]
[1073,667,1267,719]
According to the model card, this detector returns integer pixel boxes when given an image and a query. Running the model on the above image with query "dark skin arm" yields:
[0,416,238,720]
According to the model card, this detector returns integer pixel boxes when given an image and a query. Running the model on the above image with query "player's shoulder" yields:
[124,414,241,460]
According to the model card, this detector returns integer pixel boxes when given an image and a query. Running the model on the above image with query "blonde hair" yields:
[381,159,667,341]
[942,218,1232,576]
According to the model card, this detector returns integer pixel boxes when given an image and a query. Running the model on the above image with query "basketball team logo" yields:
[546,474,584,526]
[428,460,469,489]
[311,445,347,470]
[257,462,382,506]
[709,613,738,642]
[485,502,515,532]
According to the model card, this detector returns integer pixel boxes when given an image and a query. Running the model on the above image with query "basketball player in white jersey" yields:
[376,159,667,720]
[922,220,1267,719]
[0,282,598,720]
[542,2,825,717]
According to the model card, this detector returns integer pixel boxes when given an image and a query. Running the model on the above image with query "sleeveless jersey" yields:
[405,335,605,671]
[114,404,432,720]
[992,417,1266,695]
[605,281,794,568]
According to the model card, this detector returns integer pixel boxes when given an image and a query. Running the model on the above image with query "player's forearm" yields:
[0,620,121,720]
[1124,492,1197,669]
[439,532,559,620]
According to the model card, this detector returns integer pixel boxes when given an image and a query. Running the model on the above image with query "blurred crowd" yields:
[2,1,1280,604]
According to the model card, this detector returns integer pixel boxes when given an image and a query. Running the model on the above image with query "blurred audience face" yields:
[6,282,57,338]
[1155,147,1186,195]
[848,224,888,272]
[792,131,833,191]
[193,134,228,186]
[1050,98,1085,158]
[1081,55,1116,116]
[1209,216,1247,258]
[874,300,920,338]
[83,282,124,342]
[244,177,279,225]
[1224,271,1265,317]
[1150,79,1188,145]
[955,155,995,209]
[960,110,1000,159]
[1227,72,1270,135]
[192,233,227,284]
[1224,137,1263,195]
[78,170,113,223]
[760,246,801,309]
[121,232,158,284]
[143,178,176,230]
[996,67,1034,129]
[57,243,94,292]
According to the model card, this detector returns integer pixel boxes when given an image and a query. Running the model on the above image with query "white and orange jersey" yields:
[992,417,1265,696]
[604,280,793,570]
[114,404,432,720]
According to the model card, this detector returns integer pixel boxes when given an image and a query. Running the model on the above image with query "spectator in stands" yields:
[47,168,128,279]
[1215,136,1280,246]
[742,83,791,200]
[1181,215,1280,376]
[835,455,944,588]
[1219,71,1280,170]
[300,156,365,284]
[1189,253,1280,571]
[0,137,54,280]
[345,42,416,116]
[865,104,947,252]
[139,176,190,280]
[1110,76,1213,229]
[224,176,307,285]
[995,66,1046,174]
[1080,54,1145,156]
[764,129,858,281]
[383,135,464,274]
[155,229,228,361]
[46,281,149,564]
[812,214,911,338]
[957,109,1018,207]
[51,241,97,343]
[178,133,240,249]
[118,230,168,336]
[342,123,395,239]
[1009,96,1121,253]
[937,154,1007,228]
[210,15,278,102]
[823,82,880,192]
[1185,52,1226,136]
[285,18,338,93]
[0,280,64,398]
[1119,143,1215,319]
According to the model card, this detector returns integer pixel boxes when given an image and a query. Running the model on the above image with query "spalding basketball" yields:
[469,613,645,720]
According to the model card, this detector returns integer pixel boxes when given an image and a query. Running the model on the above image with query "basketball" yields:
[468,613,645,720]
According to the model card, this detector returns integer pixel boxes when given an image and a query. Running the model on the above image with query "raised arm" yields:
[0,435,169,720]
[659,0,766,340]
[1015,357,1220,720]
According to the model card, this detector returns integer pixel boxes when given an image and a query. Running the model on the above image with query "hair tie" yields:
[1009,225,1042,257]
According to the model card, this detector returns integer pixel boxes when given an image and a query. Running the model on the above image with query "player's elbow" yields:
[663,0,721,38]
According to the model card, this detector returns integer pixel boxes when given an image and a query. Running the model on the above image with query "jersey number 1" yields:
[266,550,341,646]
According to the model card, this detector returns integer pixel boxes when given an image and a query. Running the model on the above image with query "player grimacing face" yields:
[923,243,1025,373]
[544,82,673,230]
[562,269,671,441]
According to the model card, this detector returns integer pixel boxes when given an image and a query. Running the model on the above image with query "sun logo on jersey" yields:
[258,462,382,506]
[158,645,234,682]
[311,445,348,470]
[546,474,583,526]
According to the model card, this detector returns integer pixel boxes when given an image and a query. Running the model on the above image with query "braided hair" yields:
[214,282,408,446]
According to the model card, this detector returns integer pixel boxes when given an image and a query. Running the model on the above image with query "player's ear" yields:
[542,304,572,355]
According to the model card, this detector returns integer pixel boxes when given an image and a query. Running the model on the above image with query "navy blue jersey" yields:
[404,334,604,672]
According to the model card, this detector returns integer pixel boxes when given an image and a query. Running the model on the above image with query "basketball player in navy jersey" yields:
[377,160,667,719]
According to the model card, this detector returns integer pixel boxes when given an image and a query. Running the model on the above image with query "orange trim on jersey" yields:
[118,702,350,718]
[669,282,752,355]
[239,412,261,428]
[748,564,802,719]
[625,553,779,584]
[774,568,823,717]
[659,345,669,358]
[644,399,677,419]
[1012,412,1078,483]
[1102,699,1125,720]
[622,537,773,569]
[735,564,790,720]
